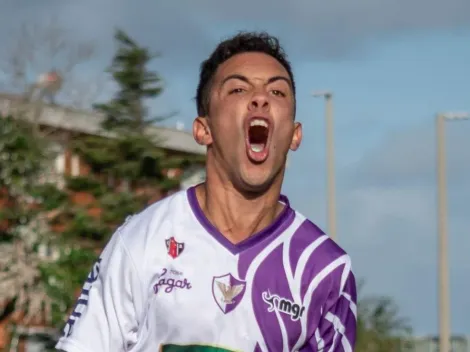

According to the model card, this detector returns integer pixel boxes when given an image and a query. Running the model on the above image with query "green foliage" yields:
[94,29,164,132]
[0,206,38,242]
[40,246,97,326]
[71,135,117,173]
[73,29,180,184]
[49,29,191,331]
[356,280,413,352]
[72,27,196,193]
[0,115,51,239]
[72,133,169,181]
[0,113,66,336]
[158,177,183,192]
[29,183,68,211]
[99,192,143,224]
[0,28,202,339]
[61,210,108,243]
[107,134,166,181]
[66,176,106,197]
[0,115,48,190]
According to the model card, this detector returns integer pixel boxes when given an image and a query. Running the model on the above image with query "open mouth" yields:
[248,119,269,152]
[246,118,270,162]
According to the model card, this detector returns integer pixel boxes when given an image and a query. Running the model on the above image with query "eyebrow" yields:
[221,74,292,88]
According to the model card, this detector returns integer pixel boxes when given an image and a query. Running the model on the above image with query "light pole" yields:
[313,91,337,241]
[436,112,469,352]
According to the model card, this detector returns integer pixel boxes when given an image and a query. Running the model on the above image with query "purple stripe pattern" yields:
[240,218,357,351]
[312,266,357,350]
[187,186,357,351]
[250,244,301,351]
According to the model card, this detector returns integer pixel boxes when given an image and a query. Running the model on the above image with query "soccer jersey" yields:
[56,186,357,352]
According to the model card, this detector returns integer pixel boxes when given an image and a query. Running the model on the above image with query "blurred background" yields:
[0,0,469,351]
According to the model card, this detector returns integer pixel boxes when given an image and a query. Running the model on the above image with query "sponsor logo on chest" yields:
[262,290,305,321]
[153,268,192,294]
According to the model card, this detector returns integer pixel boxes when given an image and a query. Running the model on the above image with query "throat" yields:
[216,218,267,244]
[197,184,283,245]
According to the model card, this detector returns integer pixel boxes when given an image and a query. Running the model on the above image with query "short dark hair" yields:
[196,31,296,117]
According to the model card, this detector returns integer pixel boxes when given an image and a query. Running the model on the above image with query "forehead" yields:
[214,52,290,83]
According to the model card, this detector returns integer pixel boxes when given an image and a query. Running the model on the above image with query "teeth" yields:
[250,119,268,128]
[250,144,264,152]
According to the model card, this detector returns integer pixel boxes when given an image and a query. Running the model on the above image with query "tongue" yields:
[250,143,265,153]
[247,141,269,162]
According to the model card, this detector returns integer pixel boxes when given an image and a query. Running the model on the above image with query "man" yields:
[56,31,357,352]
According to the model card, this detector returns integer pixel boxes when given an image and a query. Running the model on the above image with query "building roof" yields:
[0,93,206,156]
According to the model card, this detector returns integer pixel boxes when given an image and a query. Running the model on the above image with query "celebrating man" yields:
[56,31,357,352]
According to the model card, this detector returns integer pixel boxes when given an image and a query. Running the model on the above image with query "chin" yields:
[236,172,276,195]
[232,160,285,195]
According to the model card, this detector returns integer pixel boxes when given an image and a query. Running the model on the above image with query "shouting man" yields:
[56,32,357,352]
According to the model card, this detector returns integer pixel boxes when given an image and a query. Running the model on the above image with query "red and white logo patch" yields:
[165,237,184,259]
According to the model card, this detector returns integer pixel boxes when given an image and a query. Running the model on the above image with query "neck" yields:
[195,160,285,244]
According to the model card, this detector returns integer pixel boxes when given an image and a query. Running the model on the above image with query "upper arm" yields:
[55,217,145,352]
[312,257,357,351]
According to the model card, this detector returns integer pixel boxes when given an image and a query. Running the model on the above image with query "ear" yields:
[290,122,302,151]
[193,116,213,146]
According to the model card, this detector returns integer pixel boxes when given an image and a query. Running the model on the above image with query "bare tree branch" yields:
[0,16,106,109]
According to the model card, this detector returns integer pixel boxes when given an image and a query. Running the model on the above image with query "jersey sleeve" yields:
[55,217,144,352]
[311,258,357,351]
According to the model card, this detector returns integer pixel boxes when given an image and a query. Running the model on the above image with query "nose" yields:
[249,91,269,111]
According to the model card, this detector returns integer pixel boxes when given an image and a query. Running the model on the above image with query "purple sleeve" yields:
[312,263,357,351]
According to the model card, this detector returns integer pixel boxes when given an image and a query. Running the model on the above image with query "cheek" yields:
[274,99,295,118]
[211,120,242,144]
[273,127,294,152]
[210,107,245,136]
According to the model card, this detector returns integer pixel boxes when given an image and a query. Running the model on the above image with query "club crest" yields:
[212,273,246,314]
[165,237,184,259]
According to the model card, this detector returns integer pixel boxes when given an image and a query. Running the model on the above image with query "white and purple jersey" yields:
[56,186,357,352]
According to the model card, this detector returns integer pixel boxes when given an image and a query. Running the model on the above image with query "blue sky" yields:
[2,0,470,336]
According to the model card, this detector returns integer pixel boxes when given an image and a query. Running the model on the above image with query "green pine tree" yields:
[96,28,164,132]
[48,28,200,329]
[75,28,188,190]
